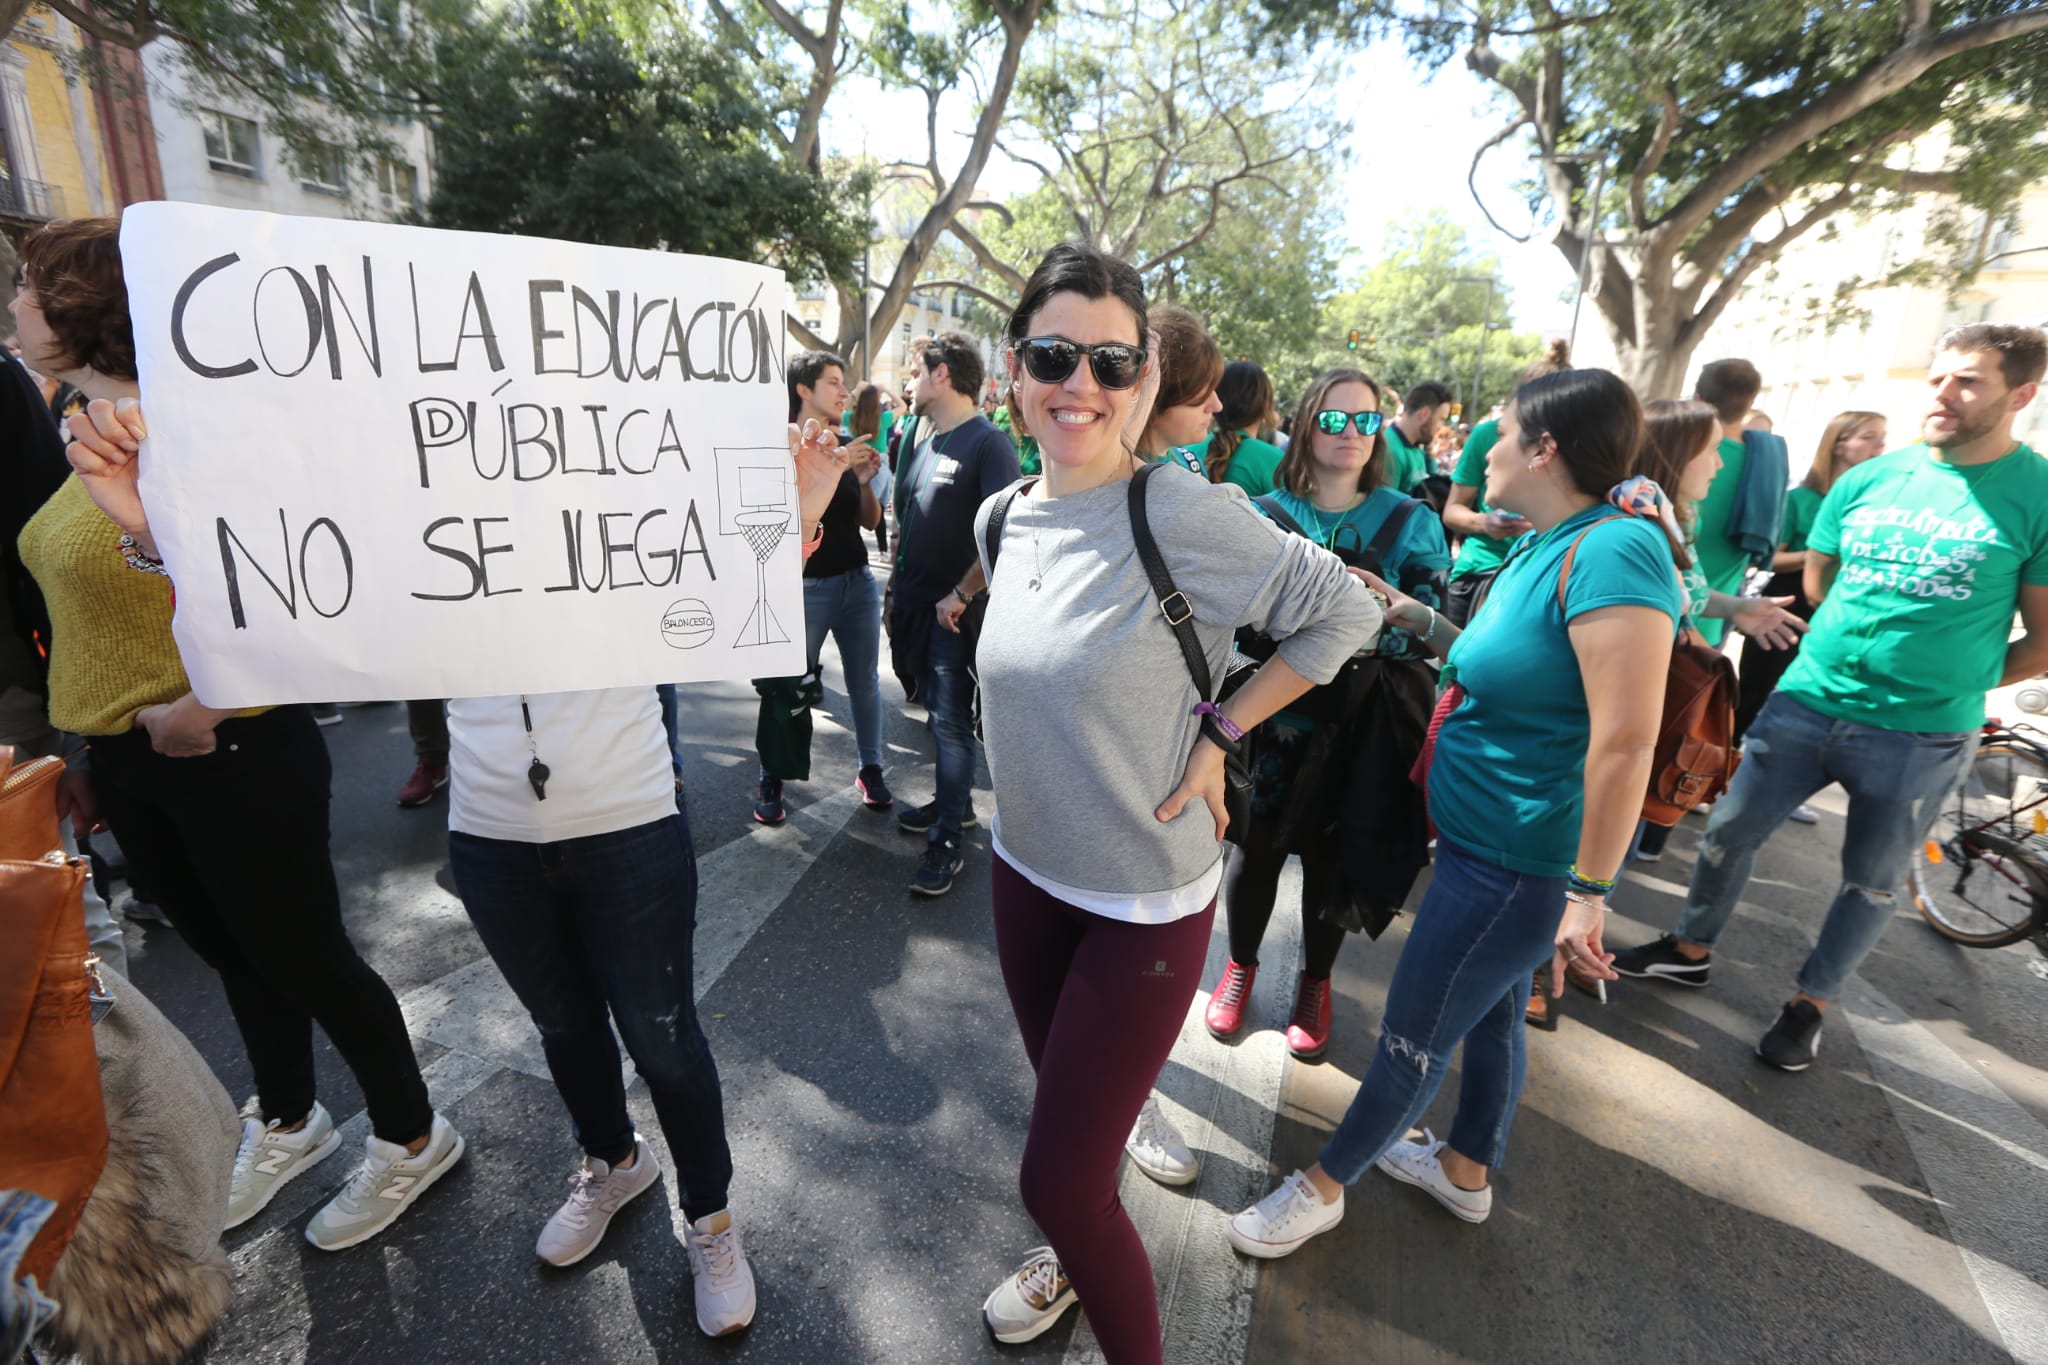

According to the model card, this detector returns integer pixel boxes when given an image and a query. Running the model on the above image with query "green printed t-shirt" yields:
[1382,422,1429,495]
[1185,432,1284,497]
[1782,443,2048,734]
[1780,484,1822,553]
[1689,436,1751,645]
[1430,507,1684,876]
[1449,419,1515,579]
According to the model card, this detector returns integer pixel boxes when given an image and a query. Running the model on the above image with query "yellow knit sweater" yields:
[18,478,195,736]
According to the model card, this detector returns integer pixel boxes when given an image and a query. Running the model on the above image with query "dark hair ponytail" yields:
[1207,360,1273,483]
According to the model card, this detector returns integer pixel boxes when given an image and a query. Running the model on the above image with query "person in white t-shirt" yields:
[438,419,847,1338]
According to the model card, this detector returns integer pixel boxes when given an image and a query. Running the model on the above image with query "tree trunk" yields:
[1611,336,1696,403]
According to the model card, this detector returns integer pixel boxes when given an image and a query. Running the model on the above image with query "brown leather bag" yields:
[0,744,110,1287]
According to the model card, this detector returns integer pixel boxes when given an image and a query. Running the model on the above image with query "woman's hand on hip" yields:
[134,693,224,757]
[1156,735,1229,842]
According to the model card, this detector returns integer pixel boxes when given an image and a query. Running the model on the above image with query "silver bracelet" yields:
[118,532,169,577]
[1419,603,1439,643]
[1564,890,1607,910]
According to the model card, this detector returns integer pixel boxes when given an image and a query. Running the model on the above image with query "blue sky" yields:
[820,34,1581,336]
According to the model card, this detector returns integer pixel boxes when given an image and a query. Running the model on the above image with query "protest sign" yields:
[119,201,807,706]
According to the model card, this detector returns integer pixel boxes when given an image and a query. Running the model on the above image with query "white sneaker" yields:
[1227,1170,1343,1259]
[1125,1095,1199,1187]
[1788,803,1821,825]
[683,1209,756,1337]
[226,1101,340,1229]
[305,1112,465,1251]
[535,1134,661,1267]
[1375,1129,1492,1224]
[981,1246,1076,1344]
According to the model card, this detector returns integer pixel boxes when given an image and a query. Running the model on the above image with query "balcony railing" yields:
[0,176,62,221]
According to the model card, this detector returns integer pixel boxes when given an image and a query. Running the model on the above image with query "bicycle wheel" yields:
[1912,742,2048,946]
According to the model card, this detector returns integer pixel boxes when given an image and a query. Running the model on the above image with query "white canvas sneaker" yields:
[1227,1170,1344,1259]
[1376,1129,1493,1224]
[226,1100,340,1229]
[536,1134,661,1267]
[305,1112,465,1251]
[1125,1095,1199,1187]
[683,1209,757,1337]
[981,1246,1077,1345]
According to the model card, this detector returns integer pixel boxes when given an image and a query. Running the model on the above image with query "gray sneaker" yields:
[684,1209,757,1337]
[226,1101,340,1229]
[305,1112,465,1251]
[536,1134,661,1267]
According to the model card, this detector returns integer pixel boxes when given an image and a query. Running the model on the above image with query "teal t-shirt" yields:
[1382,423,1429,495]
[1690,436,1751,645]
[1261,486,1450,662]
[1151,446,1203,476]
[1449,419,1517,579]
[1780,484,1823,553]
[1430,507,1684,875]
[1782,443,2048,734]
[1187,432,1284,497]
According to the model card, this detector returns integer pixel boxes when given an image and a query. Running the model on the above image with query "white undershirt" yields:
[991,818,1224,925]
[447,688,675,844]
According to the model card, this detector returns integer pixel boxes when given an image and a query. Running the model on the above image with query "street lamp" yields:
[1552,150,1611,356]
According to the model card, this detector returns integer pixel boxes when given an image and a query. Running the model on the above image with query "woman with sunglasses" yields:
[1227,368,1680,1255]
[972,242,1377,1361]
[1204,367,1448,1059]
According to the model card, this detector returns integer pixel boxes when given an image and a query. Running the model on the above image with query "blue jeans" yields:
[920,620,976,845]
[1674,691,1980,1001]
[804,567,885,770]
[1319,840,1564,1182]
[447,812,733,1221]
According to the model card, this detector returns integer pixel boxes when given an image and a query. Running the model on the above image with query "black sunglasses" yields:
[1314,409,1386,437]
[1015,337,1149,391]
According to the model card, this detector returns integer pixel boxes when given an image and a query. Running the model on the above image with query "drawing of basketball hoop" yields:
[735,507,791,646]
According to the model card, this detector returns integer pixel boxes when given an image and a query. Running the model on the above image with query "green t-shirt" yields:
[1430,506,1685,875]
[1449,419,1517,579]
[1187,432,1284,497]
[1782,443,2048,734]
[1382,423,1429,495]
[1780,484,1823,554]
[1688,435,1751,645]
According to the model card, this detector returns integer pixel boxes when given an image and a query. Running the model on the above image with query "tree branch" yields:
[945,217,1029,294]
[45,0,156,48]
[1628,85,1680,230]
[915,278,1017,315]
[1681,185,1859,350]
[1467,116,1534,244]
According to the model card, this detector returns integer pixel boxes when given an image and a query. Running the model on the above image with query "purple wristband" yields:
[1192,702,1244,743]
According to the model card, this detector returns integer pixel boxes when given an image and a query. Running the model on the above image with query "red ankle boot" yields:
[1205,959,1257,1040]
[1286,973,1332,1060]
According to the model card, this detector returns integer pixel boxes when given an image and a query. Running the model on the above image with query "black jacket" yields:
[1,354,70,692]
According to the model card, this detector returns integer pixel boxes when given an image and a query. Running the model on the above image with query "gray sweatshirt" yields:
[974,469,1381,901]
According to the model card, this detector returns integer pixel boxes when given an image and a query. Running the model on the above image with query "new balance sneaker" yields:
[753,771,787,826]
[1756,999,1824,1072]
[1285,973,1333,1061]
[1125,1095,1199,1187]
[981,1246,1076,1344]
[896,799,978,834]
[535,1134,661,1267]
[311,703,344,727]
[1376,1129,1493,1224]
[911,836,965,897]
[1788,803,1821,825]
[683,1209,757,1337]
[856,764,895,811]
[1227,1170,1343,1259]
[1609,934,1712,988]
[1204,958,1257,1040]
[226,1101,341,1230]
[396,759,448,809]
[305,1112,465,1251]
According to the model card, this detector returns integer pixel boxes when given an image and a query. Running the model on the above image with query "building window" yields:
[299,143,349,195]
[375,158,418,213]
[201,109,261,176]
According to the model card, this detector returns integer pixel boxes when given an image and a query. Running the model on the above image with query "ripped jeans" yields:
[1319,840,1565,1184]
[1674,691,1979,1002]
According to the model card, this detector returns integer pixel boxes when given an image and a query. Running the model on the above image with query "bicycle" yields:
[1911,720,2048,949]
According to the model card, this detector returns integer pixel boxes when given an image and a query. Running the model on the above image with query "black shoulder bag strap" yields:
[1362,495,1423,569]
[1127,463,1215,700]
[982,476,1039,574]
[1251,492,1311,541]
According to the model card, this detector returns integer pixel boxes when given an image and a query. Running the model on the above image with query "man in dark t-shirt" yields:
[890,331,1019,895]
[752,350,891,826]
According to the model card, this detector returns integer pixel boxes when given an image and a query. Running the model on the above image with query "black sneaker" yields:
[857,765,895,811]
[896,799,978,834]
[911,837,965,897]
[1609,934,1711,988]
[1756,1000,1824,1071]
[753,771,787,826]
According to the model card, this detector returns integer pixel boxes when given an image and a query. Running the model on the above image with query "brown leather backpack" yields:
[0,745,109,1288]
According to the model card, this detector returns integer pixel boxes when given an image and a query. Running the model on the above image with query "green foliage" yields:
[424,4,866,281]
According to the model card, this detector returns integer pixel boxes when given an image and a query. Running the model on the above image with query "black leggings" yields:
[1226,845,1348,979]
[1735,570,1815,743]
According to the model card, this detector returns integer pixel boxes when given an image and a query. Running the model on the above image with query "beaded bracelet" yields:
[1567,865,1615,896]
[118,533,169,577]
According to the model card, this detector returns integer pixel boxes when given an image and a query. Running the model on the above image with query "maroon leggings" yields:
[991,855,1216,1365]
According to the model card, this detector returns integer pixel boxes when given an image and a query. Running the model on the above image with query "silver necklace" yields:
[1028,527,1065,591]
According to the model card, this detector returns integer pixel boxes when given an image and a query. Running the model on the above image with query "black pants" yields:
[91,705,432,1144]
[1442,570,1496,629]
[1226,844,1348,979]
[407,698,448,763]
[1734,570,1814,743]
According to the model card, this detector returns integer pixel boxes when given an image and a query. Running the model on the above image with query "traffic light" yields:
[1346,328,1360,350]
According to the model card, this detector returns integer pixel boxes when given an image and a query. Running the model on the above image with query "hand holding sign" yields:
[65,397,152,548]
